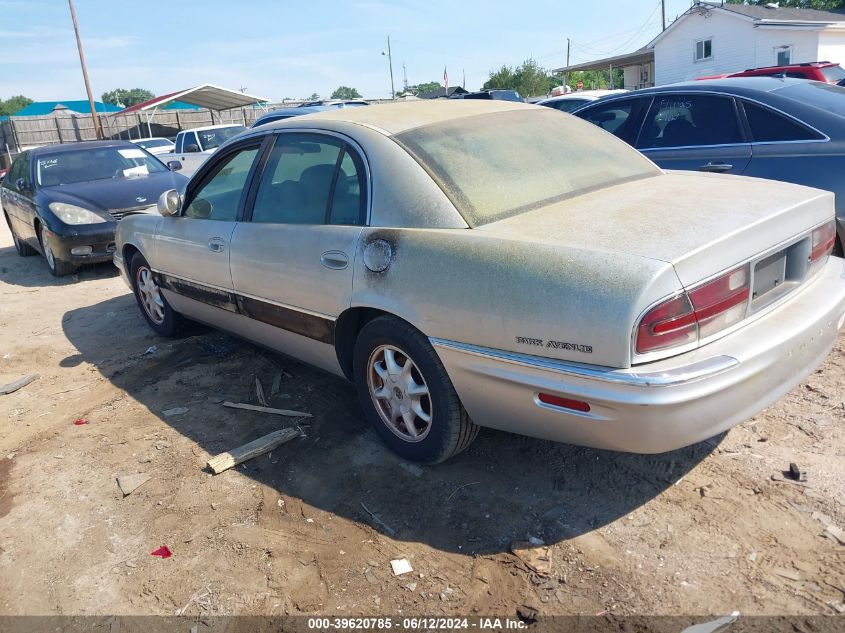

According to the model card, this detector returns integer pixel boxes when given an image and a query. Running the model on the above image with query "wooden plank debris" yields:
[255,377,268,407]
[222,401,311,418]
[206,427,301,475]
[0,373,39,395]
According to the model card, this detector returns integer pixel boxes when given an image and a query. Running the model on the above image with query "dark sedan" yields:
[1,140,187,276]
[573,77,845,254]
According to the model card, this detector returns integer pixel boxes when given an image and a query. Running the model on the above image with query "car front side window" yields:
[250,133,365,226]
[183,146,260,221]
[636,95,743,149]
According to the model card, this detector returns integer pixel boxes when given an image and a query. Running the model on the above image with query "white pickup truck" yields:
[158,124,246,177]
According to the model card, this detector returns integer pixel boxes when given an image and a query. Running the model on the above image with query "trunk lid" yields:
[478,171,832,287]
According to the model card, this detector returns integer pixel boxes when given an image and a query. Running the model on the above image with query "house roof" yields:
[12,100,123,117]
[719,3,845,24]
[117,83,268,115]
[553,47,654,73]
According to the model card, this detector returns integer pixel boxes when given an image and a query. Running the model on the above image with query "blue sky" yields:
[0,0,693,103]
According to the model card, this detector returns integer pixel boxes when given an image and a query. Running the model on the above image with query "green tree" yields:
[101,88,155,108]
[409,81,443,95]
[725,0,844,7]
[566,68,625,91]
[330,86,362,99]
[0,95,33,116]
[483,58,559,97]
[307,92,320,100]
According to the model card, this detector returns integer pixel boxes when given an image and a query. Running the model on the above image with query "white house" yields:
[652,1,845,85]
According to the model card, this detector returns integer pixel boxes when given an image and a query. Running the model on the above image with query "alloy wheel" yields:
[367,344,433,442]
[135,266,165,324]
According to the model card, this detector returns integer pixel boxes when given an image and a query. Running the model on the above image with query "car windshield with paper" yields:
[36,146,168,187]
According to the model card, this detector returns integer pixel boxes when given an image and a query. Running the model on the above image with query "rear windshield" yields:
[135,139,172,149]
[395,109,659,226]
[778,81,845,117]
[197,126,245,151]
[821,65,845,83]
[36,146,167,186]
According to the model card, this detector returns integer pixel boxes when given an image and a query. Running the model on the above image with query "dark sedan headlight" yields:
[48,202,108,225]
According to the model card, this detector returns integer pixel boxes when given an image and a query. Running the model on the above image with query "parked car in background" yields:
[574,77,845,253]
[251,102,369,128]
[1,140,186,276]
[537,89,628,113]
[298,99,369,108]
[453,90,524,102]
[698,61,845,84]
[157,124,246,177]
[130,137,176,155]
[115,101,844,463]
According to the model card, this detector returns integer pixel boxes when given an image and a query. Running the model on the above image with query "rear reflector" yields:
[636,263,751,355]
[538,393,591,413]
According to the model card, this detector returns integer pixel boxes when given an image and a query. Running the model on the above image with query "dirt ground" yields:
[0,223,843,622]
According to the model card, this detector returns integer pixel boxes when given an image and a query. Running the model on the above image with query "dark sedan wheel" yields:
[130,253,183,336]
[4,214,36,257]
[353,316,479,464]
[39,224,75,276]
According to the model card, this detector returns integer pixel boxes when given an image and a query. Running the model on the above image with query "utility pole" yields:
[462,68,466,88]
[565,37,571,88]
[382,36,396,100]
[662,0,666,31]
[68,0,102,139]
[402,62,408,91]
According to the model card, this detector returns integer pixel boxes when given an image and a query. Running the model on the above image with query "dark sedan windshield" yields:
[36,146,168,186]
[396,109,659,226]
[197,126,245,151]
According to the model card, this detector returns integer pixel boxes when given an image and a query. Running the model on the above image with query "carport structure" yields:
[114,83,269,137]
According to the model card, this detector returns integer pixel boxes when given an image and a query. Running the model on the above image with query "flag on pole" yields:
[444,66,449,92]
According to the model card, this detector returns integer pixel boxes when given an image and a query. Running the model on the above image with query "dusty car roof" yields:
[266,99,533,135]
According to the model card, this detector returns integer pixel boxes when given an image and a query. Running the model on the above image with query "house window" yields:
[775,46,792,65]
[695,38,713,62]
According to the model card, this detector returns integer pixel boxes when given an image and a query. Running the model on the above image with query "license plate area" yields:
[750,241,805,312]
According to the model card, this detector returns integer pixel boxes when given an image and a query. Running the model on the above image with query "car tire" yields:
[129,252,184,337]
[5,214,37,257]
[353,315,479,464]
[39,224,75,276]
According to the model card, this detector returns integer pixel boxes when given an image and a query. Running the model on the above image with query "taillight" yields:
[809,220,836,264]
[636,264,751,355]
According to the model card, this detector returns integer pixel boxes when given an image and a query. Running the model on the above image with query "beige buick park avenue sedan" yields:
[114,101,845,463]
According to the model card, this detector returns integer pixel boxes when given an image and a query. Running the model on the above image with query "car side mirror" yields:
[15,178,26,192]
[157,189,182,217]
[185,144,200,153]
[166,160,182,171]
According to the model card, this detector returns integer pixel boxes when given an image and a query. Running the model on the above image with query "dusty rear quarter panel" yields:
[350,227,682,369]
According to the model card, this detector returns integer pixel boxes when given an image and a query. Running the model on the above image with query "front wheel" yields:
[353,316,479,464]
[130,253,184,336]
[40,224,75,276]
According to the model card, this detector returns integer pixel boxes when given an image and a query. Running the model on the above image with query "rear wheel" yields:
[5,214,36,256]
[130,253,183,336]
[40,224,75,276]
[353,316,479,464]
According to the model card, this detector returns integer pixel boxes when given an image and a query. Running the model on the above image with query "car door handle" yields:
[699,162,733,173]
[320,250,349,270]
[208,237,226,253]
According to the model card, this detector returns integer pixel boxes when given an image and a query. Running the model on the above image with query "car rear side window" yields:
[637,95,743,149]
[250,133,365,226]
[742,101,823,143]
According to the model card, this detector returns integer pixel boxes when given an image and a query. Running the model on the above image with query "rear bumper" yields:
[433,256,845,453]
